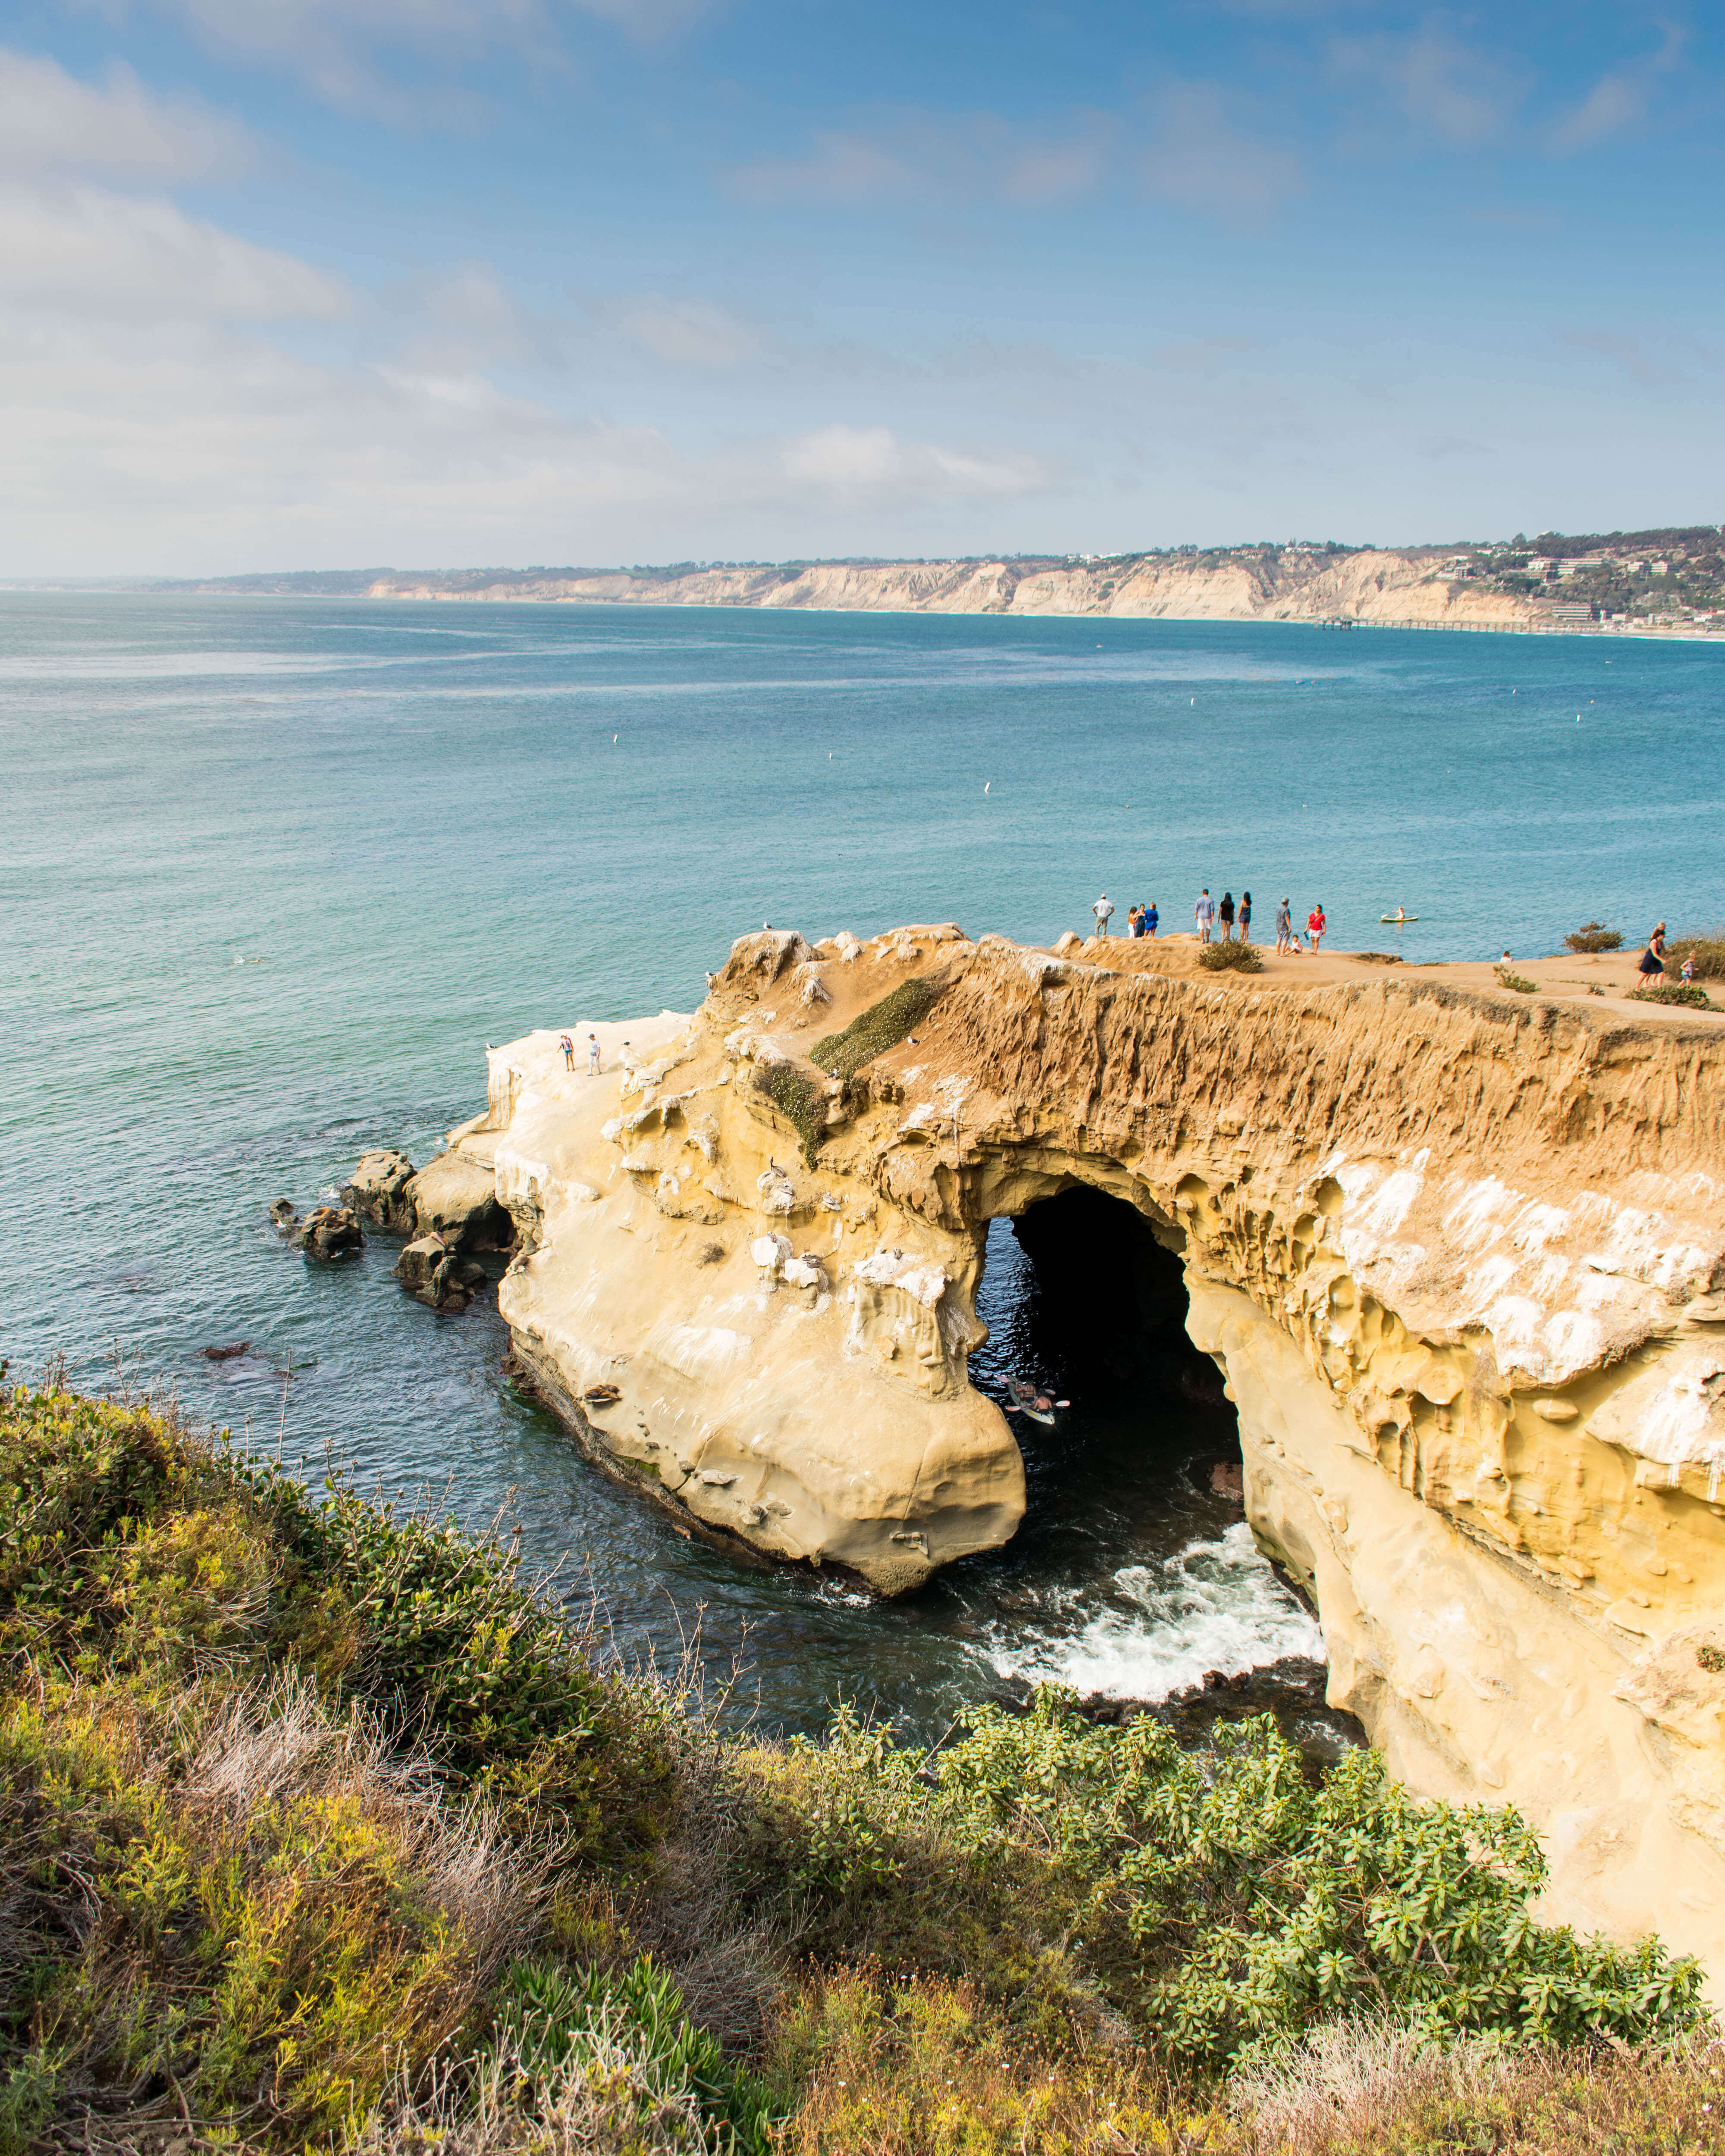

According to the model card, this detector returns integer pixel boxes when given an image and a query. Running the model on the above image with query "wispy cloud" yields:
[1140,84,1301,213]
[104,0,710,117]
[722,108,1113,210]
[1548,23,1685,151]
[1330,20,1524,145]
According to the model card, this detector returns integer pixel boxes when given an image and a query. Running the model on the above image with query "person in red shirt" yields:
[1307,904,1327,951]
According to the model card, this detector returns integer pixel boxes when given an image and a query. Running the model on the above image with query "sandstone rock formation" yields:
[402,1146,514,1250]
[439,926,1725,1977]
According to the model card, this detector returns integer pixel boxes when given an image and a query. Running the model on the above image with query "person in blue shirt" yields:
[1145,902,1158,940]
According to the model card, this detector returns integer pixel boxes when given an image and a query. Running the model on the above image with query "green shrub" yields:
[1630,983,1716,1010]
[745,1693,1704,2071]
[1564,922,1622,953]
[1197,942,1264,974]
[1494,967,1539,994]
[753,1061,828,1170]
[811,978,944,1082]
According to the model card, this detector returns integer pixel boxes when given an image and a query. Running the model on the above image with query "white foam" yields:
[986,1522,1323,1702]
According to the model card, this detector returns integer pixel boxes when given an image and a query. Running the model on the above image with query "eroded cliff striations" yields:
[430,926,1725,1974]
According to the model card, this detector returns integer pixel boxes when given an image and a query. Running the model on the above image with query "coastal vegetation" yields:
[2,1379,1716,2154]
[1666,930,1725,980]
[1563,922,1622,953]
[1630,983,1716,1010]
[753,1062,829,1170]
[811,977,944,1084]
[1493,966,1539,994]
[1197,943,1264,975]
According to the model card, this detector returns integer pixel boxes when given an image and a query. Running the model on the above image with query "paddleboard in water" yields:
[1380,914,1418,923]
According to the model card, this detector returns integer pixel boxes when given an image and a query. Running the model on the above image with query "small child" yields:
[1682,953,1696,983]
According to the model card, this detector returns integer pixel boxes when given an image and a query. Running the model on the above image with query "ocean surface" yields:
[7,593,1724,1742]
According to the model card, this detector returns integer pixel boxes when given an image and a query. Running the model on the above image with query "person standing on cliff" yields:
[1239,892,1252,943]
[561,1033,575,1070]
[1092,893,1114,937]
[587,1033,601,1075]
[1638,924,1667,985]
[1218,892,1236,940]
[1276,899,1293,953]
[1307,903,1327,951]
[1195,889,1214,942]
[1145,902,1158,940]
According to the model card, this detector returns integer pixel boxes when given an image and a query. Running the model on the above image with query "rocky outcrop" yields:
[296,1205,364,1262]
[345,1149,417,1231]
[395,1234,487,1311]
[402,1147,514,1250]
[445,924,1725,1977]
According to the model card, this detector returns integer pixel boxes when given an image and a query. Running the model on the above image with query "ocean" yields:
[7,592,1722,1740]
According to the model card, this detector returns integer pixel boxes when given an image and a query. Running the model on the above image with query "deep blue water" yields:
[6,594,1722,1736]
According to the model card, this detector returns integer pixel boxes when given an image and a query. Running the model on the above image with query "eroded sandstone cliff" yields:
[432,924,1725,1976]
[366,549,1533,628]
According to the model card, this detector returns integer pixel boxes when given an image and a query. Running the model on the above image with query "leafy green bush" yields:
[1630,983,1716,1010]
[1494,967,1539,994]
[753,1061,828,1170]
[491,1956,780,2153]
[1197,942,1264,974]
[746,1693,1703,2070]
[811,978,944,1082]
[1564,922,1622,953]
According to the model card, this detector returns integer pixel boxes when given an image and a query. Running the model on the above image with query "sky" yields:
[2,1,1721,574]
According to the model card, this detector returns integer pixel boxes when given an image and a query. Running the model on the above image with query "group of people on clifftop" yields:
[1090,891,1327,951]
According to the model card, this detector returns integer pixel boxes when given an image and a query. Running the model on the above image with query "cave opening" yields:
[970,1183,1242,1510]
[953,1181,1346,1755]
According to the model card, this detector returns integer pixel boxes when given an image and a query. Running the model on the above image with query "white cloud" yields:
[0,44,246,178]
[0,182,348,319]
[778,423,1050,499]
[1140,85,1302,214]
[1330,24,1523,146]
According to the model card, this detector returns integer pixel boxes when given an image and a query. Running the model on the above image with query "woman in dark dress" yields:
[1218,891,1236,939]
[1639,923,1667,983]
[1238,891,1252,943]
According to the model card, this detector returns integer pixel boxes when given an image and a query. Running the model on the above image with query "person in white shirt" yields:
[1092,893,1115,937]
[1195,889,1215,943]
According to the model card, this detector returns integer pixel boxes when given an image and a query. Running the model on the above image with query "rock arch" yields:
[454,921,1725,1979]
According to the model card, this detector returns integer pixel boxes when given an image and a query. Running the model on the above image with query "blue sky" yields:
[2,1,1720,572]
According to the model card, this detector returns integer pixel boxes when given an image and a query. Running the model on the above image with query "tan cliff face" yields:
[364,550,1537,628]
[437,924,1725,1977]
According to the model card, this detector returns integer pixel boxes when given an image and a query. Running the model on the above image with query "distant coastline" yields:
[13,522,1725,638]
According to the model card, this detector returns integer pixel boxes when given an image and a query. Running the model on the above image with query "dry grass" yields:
[0,1669,541,2150]
[1229,2018,1725,2154]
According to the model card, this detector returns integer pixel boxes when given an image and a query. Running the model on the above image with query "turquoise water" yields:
[7,594,1723,1736]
